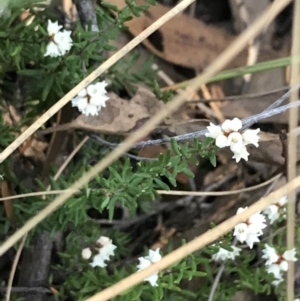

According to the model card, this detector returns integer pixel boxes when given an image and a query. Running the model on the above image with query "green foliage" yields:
[0,1,296,301]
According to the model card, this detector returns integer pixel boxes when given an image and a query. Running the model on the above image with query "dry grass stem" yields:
[0,173,280,201]
[5,234,27,301]
[84,175,300,301]
[287,0,300,299]
[0,0,291,258]
[157,173,281,196]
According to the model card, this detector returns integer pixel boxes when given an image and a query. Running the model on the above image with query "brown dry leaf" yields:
[109,0,247,69]
[4,106,48,161]
[71,87,165,134]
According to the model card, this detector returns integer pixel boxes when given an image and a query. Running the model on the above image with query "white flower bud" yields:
[82,248,92,260]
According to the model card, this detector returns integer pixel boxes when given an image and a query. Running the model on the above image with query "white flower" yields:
[263,195,288,224]
[263,205,280,224]
[283,248,297,262]
[44,20,72,57]
[144,249,162,263]
[278,195,288,206]
[97,236,111,246]
[211,245,241,262]
[271,274,284,286]
[222,118,242,132]
[262,244,297,283]
[242,129,260,147]
[90,253,107,268]
[54,30,73,55]
[137,248,162,286]
[205,118,260,163]
[82,247,92,260]
[233,207,266,248]
[90,236,117,268]
[44,41,61,58]
[72,81,109,116]
[233,223,249,243]
[262,244,279,265]
[227,132,244,153]
[232,146,249,163]
[47,20,62,35]
[205,123,224,139]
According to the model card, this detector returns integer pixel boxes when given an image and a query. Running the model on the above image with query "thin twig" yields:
[287,0,300,299]
[0,0,291,263]
[5,234,27,301]
[90,101,300,150]
[207,254,226,301]
[0,174,280,201]
[1,287,51,294]
[0,190,79,201]
[189,86,288,103]
[157,173,281,196]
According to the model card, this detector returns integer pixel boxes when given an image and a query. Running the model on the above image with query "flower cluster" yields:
[137,249,162,286]
[205,118,260,163]
[262,244,297,285]
[263,195,288,224]
[82,236,117,268]
[233,207,267,249]
[72,81,109,116]
[211,245,241,262]
[44,20,73,57]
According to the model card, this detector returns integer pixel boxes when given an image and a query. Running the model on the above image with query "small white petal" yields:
[245,233,260,249]
[263,205,280,224]
[215,134,228,148]
[145,249,162,263]
[97,236,111,246]
[137,249,162,286]
[233,223,249,243]
[211,246,241,262]
[75,97,89,111]
[279,260,288,271]
[47,19,62,35]
[222,118,242,132]
[272,274,284,286]
[283,248,297,262]
[221,120,232,133]
[232,146,249,163]
[227,132,244,153]
[82,105,100,116]
[44,41,61,57]
[90,94,109,108]
[236,207,247,214]
[229,118,243,132]
[144,273,159,286]
[248,212,266,234]
[94,81,108,92]
[267,264,282,279]
[99,243,117,261]
[205,123,223,139]
[54,30,73,55]
[262,244,279,265]
[242,128,260,147]
[137,257,151,270]
[90,253,107,268]
[278,195,288,206]
[77,89,88,97]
